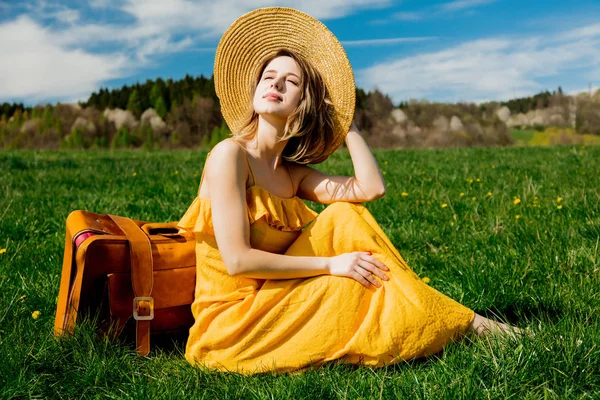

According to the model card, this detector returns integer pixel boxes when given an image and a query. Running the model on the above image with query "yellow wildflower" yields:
[175,170,179,174]
[459,192,464,197]
[491,165,495,168]
[515,215,521,219]
[383,171,387,175]
[472,197,477,201]
[441,203,448,208]
[467,178,473,184]
[0,248,6,254]
[132,172,137,176]
[422,277,431,284]
[427,201,431,205]
[557,205,563,210]
[401,192,408,197]
[514,198,521,205]
[476,178,481,182]
[557,197,563,203]
[384,161,388,165]
[32,311,41,319]
[487,192,492,197]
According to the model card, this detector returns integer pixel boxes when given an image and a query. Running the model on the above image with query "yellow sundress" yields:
[177,139,475,374]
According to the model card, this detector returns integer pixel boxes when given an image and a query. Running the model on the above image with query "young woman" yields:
[178,7,519,374]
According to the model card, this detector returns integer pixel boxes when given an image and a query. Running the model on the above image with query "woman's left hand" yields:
[345,122,359,144]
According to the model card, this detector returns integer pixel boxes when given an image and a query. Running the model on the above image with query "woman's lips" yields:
[264,93,281,101]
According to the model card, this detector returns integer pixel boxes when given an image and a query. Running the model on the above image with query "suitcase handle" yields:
[141,222,180,236]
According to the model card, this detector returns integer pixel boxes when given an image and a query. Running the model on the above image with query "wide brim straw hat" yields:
[214,7,356,161]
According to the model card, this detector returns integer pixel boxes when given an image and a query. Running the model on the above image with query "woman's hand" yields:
[345,122,359,144]
[328,252,389,288]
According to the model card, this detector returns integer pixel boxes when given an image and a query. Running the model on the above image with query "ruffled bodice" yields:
[177,185,318,253]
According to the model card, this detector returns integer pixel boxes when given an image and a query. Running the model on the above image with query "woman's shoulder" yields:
[202,138,250,191]
[206,138,248,166]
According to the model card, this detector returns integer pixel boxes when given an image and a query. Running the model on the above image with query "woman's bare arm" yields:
[207,139,330,278]
[206,139,389,287]
[293,122,386,204]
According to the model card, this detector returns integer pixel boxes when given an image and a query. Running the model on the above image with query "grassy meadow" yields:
[1,145,599,399]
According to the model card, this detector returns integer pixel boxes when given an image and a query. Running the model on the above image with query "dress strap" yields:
[284,162,294,193]
[228,138,256,186]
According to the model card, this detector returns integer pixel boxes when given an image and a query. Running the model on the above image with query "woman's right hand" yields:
[328,252,390,288]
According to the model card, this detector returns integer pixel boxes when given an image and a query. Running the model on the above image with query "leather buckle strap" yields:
[107,214,154,356]
[133,296,154,321]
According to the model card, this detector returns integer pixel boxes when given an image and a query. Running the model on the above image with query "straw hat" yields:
[214,7,356,159]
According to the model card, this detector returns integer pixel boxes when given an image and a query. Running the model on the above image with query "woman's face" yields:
[252,55,303,120]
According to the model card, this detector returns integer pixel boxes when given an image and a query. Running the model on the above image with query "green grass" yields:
[510,128,537,145]
[1,146,599,399]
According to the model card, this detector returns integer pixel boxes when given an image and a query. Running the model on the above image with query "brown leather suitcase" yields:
[54,210,197,356]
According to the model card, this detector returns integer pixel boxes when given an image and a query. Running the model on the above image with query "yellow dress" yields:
[177,141,475,375]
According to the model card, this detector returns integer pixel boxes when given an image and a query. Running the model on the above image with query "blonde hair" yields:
[233,49,336,164]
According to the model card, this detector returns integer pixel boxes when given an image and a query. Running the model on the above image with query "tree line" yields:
[1,75,598,150]
[500,87,565,114]
[0,80,575,122]
[85,74,217,119]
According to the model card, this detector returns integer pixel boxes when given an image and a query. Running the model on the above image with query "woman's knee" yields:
[320,201,361,216]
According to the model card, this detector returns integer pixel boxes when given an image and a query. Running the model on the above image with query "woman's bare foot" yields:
[467,313,523,337]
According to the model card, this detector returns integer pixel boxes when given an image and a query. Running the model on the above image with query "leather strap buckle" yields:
[133,297,154,321]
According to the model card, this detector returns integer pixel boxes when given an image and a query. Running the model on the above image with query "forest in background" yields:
[1,74,600,151]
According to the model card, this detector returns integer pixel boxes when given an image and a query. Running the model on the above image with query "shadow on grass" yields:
[150,332,188,355]
[475,298,564,326]
[112,327,188,357]
[61,313,189,358]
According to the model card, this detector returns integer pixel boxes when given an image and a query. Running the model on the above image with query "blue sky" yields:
[1,0,599,105]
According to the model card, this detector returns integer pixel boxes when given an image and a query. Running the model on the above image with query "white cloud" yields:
[118,0,392,37]
[392,12,423,21]
[19,1,81,24]
[49,8,80,24]
[568,85,598,96]
[356,25,600,103]
[89,0,112,8]
[374,0,497,24]
[135,35,195,63]
[341,37,435,46]
[0,16,128,101]
[561,23,600,40]
[440,0,497,12]
[57,0,392,66]
[0,0,393,102]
